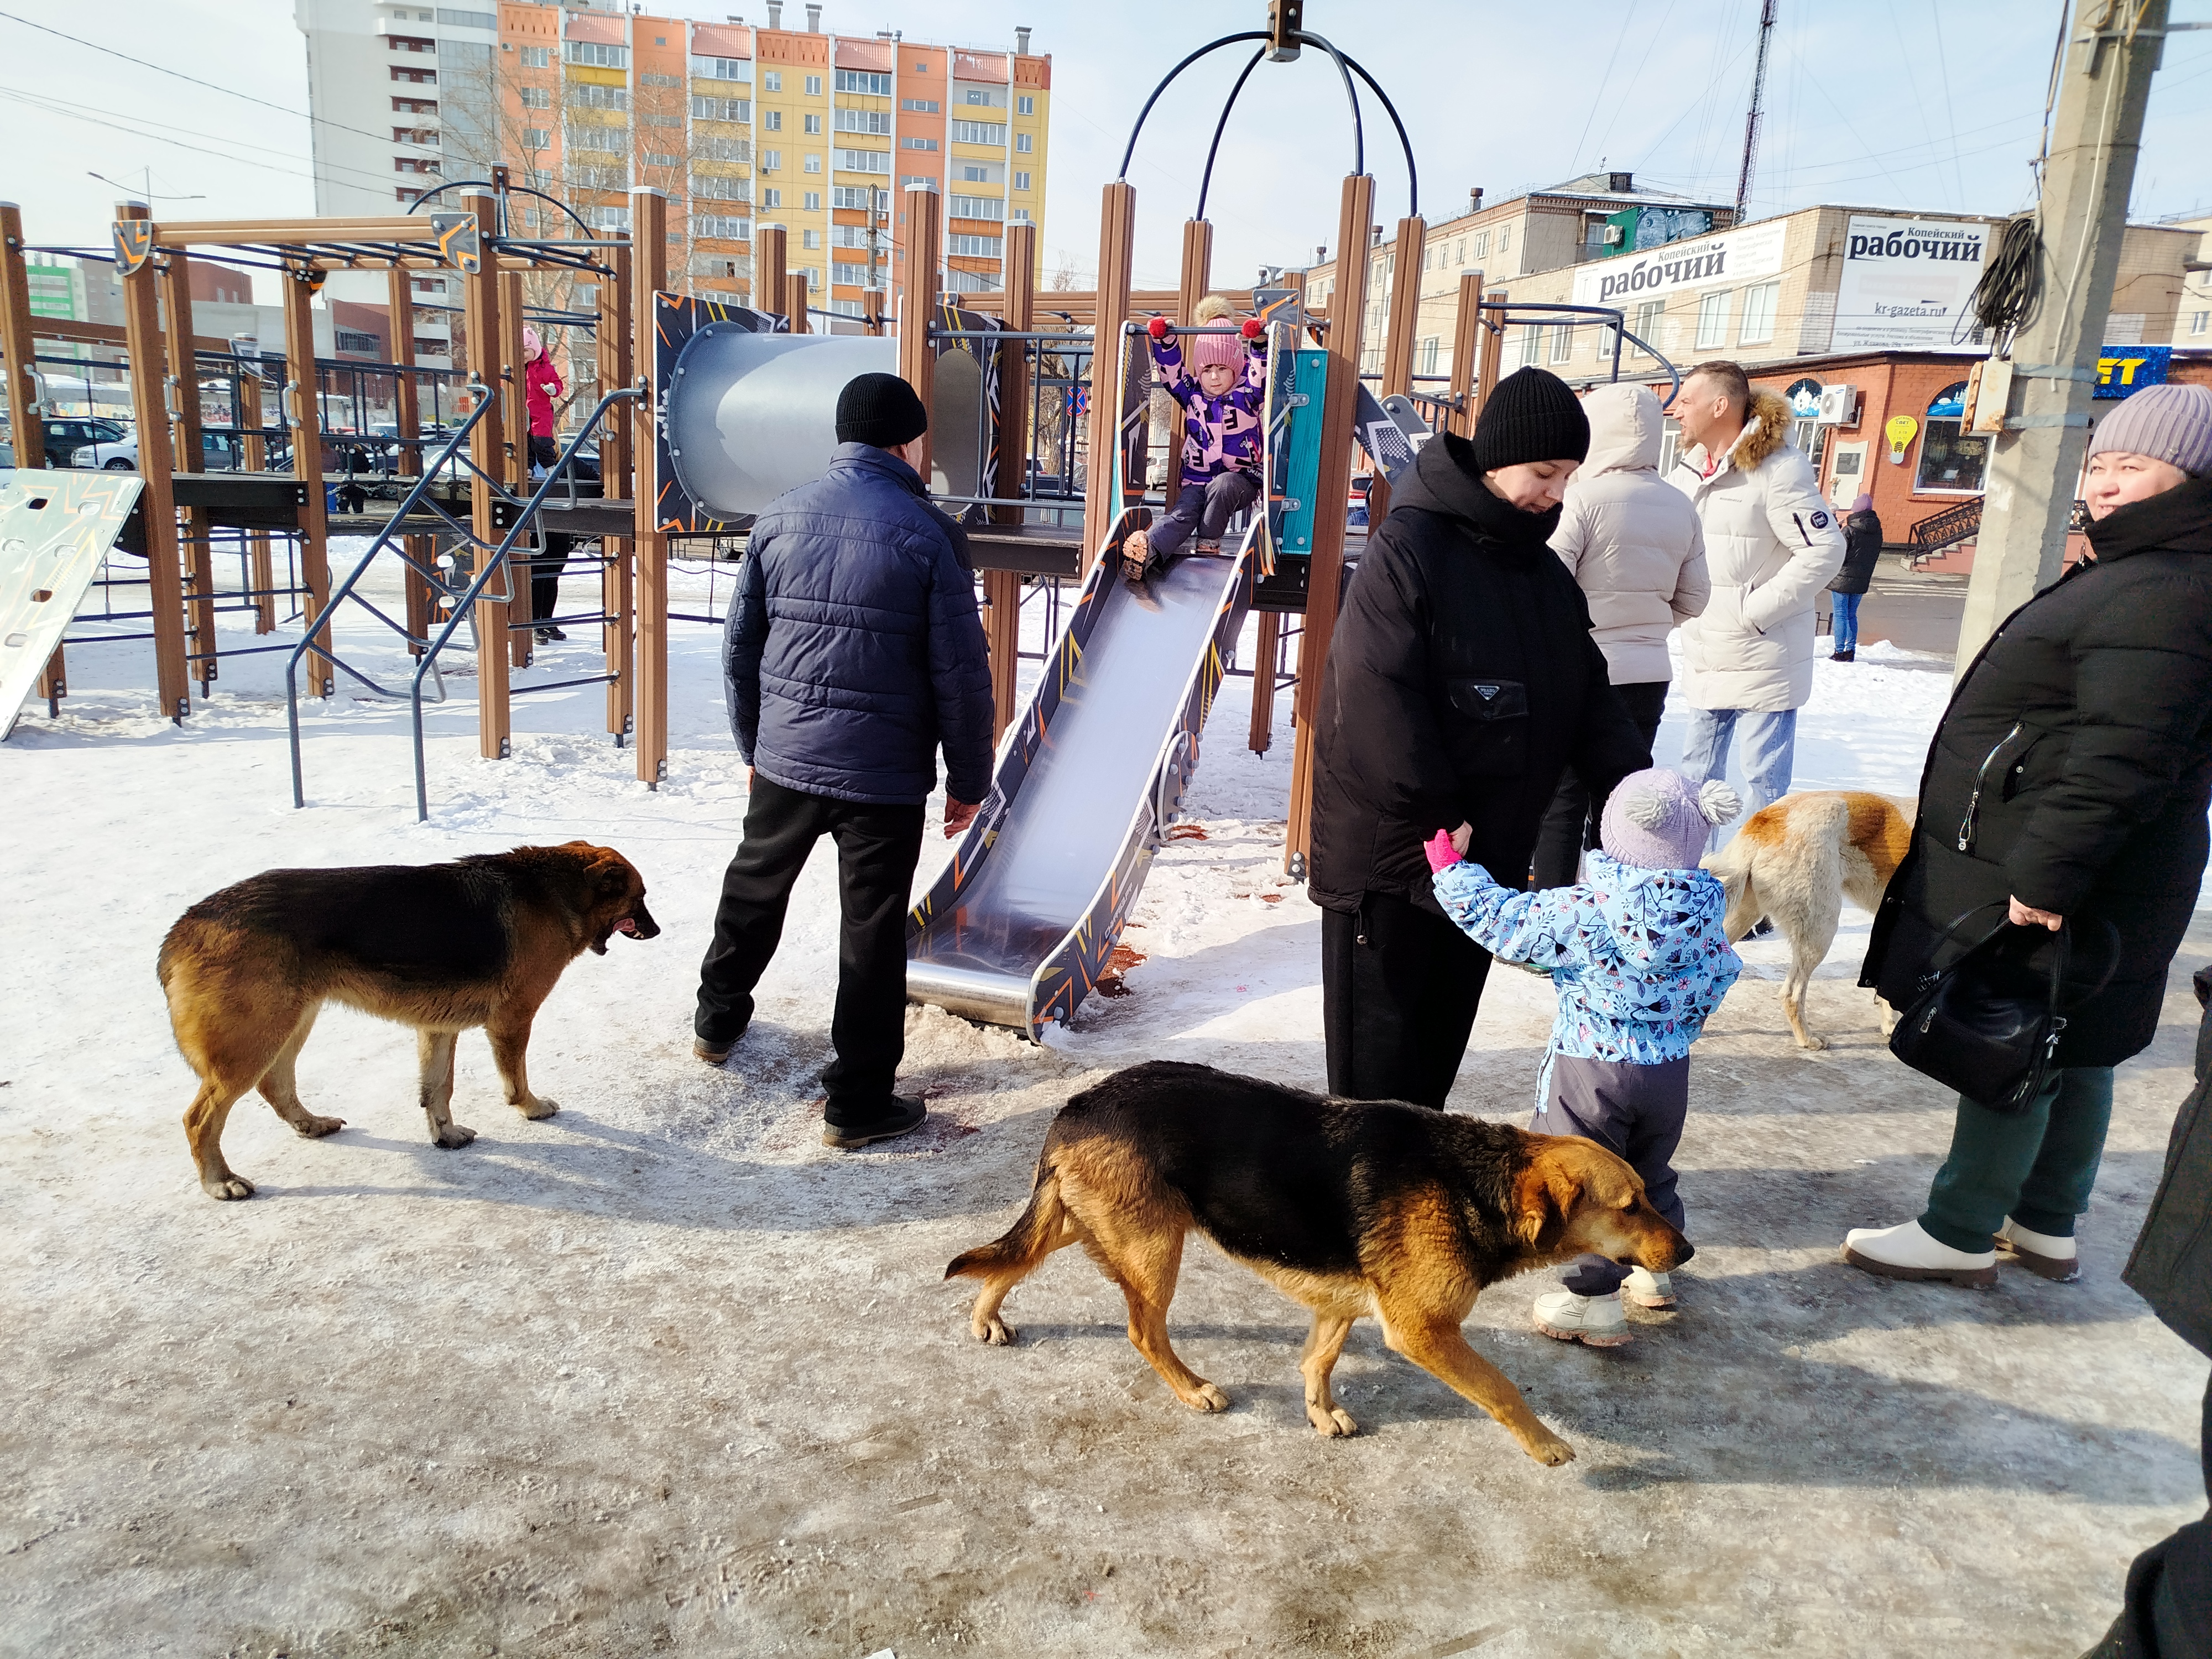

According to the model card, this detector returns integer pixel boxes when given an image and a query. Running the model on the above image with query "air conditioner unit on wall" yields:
[1816,384,1859,426]
[1602,223,1624,246]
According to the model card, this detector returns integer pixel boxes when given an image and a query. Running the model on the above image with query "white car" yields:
[71,431,243,471]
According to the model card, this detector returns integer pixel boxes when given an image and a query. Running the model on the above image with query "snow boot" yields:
[1996,1217,2080,1282]
[1533,1288,1632,1347]
[1830,647,1854,661]
[1841,1219,1997,1288]
[822,1095,927,1150]
[1623,1266,1676,1310]
[694,1036,734,1065]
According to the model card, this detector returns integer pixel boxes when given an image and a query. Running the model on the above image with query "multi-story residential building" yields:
[294,0,1050,357]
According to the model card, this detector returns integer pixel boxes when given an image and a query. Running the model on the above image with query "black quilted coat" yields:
[1307,432,1652,915]
[1862,474,2212,1066]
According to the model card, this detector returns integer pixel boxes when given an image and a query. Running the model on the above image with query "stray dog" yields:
[945,1061,1691,1465]
[159,842,659,1200]
[1702,790,1912,1050]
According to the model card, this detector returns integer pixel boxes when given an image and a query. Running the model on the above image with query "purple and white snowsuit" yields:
[1142,330,1269,560]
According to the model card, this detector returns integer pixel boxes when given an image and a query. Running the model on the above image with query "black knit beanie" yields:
[835,372,929,447]
[1468,367,1590,473]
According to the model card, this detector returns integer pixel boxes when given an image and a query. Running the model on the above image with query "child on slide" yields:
[1424,769,1744,1348]
[1120,295,1268,585]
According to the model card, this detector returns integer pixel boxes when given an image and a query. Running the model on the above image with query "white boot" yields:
[1533,1288,1631,1347]
[1997,1217,2081,1283]
[1841,1219,1997,1288]
[1624,1267,1676,1310]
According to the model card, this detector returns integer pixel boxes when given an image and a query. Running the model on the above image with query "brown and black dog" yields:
[159,842,659,1201]
[947,1061,1690,1465]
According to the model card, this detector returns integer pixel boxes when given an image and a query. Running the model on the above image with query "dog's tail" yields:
[1702,834,1763,943]
[945,1159,1068,1282]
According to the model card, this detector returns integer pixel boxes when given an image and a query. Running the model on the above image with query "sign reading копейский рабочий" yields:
[1831,216,1991,354]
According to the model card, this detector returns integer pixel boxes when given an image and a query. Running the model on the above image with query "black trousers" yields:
[695,775,925,1122]
[1322,890,1494,1109]
[527,434,571,623]
[1531,679,1671,890]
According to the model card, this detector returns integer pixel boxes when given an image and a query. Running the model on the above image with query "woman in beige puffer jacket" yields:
[1532,383,1710,888]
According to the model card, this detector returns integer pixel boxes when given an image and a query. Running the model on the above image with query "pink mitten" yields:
[1425,828,1460,874]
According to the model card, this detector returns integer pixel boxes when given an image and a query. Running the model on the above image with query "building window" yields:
[761,188,780,207]
[833,260,873,287]
[837,148,891,174]
[562,40,627,69]
[961,165,990,183]
[691,95,750,122]
[1517,321,1542,366]
[522,128,550,149]
[836,107,891,134]
[518,86,550,109]
[1421,336,1440,376]
[764,70,781,91]
[639,70,680,88]
[947,194,1004,221]
[1014,132,1032,154]
[1694,289,1731,349]
[571,83,628,110]
[691,175,749,201]
[568,126,625,153]
[805,75,822,95]
[1550,322,1574,364]
[517,45,548,68]
[760,151,781,172]
[1915,380,1990,494]
[804,190,821,210]
[948,233,1001,258]
[901,173,935,187]
[1739,281,1780,347]
[693,56,752,82]
[763,109,782,131]
[694,213,750,241]
[832,186,885,210]
[1013,170,1031,192]
[1470,231,1489,259]
[1498,225,1511,253]
[802,228,820,249]
[805,153,822,172]
[2194,310,2210,336]
[389,65,437,82]
[1011,207,1030,223]
[951,120,1006,146]
[1017,93,1035,114]
[901,135,938,151]
[916,60,928,72]
[836,70,893,95]
[804,113,822,134]
[1630,298,1663,358]
[900,97,938,113]
[697,137,750,162]
[1658,416,1681,475]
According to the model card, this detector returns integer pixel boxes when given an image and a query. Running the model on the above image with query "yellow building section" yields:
[566,64,625,87]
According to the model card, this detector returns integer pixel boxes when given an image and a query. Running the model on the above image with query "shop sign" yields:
[1832,215,1992,354]
[2094,345,2171,399]
[1785,377,1823,418]
[1571,218,1788,308]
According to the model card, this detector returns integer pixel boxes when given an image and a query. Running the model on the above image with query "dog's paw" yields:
[1307,1403,1359,1437]
[515,1096,559,1121]
[1525,1430,1577,1467]
[1795,1033,1830,1052]
[1183,1381,1230,1413]
[201,1172,257,1201]
[432,1121,478,1149]
[972,1315,1015,1346]
[291,1113,346,1139]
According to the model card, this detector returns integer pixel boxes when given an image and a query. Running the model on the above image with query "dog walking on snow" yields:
[1428,768,1743,1348]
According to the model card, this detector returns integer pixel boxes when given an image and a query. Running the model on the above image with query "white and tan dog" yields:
[1702,791,1913,1050]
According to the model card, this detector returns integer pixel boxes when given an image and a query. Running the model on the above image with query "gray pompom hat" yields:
[1600,768,1744,871]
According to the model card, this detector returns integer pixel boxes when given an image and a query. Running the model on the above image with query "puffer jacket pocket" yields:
[1444,677,1528,776]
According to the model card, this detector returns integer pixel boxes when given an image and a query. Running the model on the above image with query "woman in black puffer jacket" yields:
[1846,383,2212,1287]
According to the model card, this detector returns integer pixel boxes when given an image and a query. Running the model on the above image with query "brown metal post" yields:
[280,265,334,697]
[387,267,432,657]
[1473,287,1504,431]
[0,202,62,702]
[598,243,634,744]
[1247,608,1280,754]
[897,183,941,487]
[235,348,275,634]
[630,187,670,786]
[116,203,191,721]
[1160,216,1213,518]
[1364,215,1427,532]
[1081,181,1137,572]
[461,189,510,755]
[161,253,217,692]
[785,270,809,336]
[500,270,532,671]
[755,222,787,326]
[985,218,1036,743]
[1283,174,1376,877]
[1447,271,1484,440]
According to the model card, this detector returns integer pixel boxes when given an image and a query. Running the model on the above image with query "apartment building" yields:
[294,0,1050,356]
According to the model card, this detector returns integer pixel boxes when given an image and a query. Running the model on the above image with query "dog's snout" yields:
[626,898,661,940]
[1671,1235,1694,1267]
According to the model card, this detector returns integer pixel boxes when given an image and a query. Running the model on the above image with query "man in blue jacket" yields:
[695,372,994,1148]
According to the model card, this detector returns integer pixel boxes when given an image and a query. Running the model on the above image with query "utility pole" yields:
[1955,0,2169,667]
[1734,0,1777,223]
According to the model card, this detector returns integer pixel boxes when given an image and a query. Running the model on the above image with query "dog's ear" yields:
[580,847,636,899]
[1513,1152,1583,1249]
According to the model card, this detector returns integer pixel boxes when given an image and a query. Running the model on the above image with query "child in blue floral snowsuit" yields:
[1425,768,1744,1348]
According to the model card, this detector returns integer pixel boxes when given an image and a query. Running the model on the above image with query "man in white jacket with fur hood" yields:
[1668,360,1845,836]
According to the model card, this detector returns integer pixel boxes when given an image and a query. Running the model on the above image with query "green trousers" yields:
[1919,1066,2115,1254]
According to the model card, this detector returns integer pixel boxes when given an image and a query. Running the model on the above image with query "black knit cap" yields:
[835,372,929,447]
[1468,366,1590,473]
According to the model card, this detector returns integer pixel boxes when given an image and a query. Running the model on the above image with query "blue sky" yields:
[3,0,2208,290]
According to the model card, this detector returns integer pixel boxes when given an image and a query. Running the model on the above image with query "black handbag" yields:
[1888,907,2114,1115]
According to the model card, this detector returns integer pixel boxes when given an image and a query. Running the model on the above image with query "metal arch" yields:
[1288,30,1365,189]
[405,179,605,241]
[1308,36,1417,220]
[1116,32,1271,183]
[1194,47,1269,224]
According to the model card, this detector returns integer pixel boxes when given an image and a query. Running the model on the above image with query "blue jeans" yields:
[1680,706,1797,849]
[1832,590,1862,654]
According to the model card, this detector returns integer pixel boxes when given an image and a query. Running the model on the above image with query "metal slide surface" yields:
[0,470,144,737]
[906,514,1256,1036]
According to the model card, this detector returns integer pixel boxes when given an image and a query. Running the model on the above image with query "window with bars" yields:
[836,69,893,95]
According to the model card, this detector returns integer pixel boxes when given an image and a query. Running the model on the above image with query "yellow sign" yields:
[1884,414,1919,462]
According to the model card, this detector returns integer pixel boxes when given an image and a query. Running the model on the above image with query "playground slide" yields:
[0,471,145,738]
[905,509,1257,1037]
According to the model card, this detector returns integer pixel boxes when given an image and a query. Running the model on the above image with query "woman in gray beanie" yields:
[1846,380,2212,1286]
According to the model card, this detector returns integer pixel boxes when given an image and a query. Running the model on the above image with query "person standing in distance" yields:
[695,372,994,1150]
[1669,361,1845,839]
[1827,492,1884,662]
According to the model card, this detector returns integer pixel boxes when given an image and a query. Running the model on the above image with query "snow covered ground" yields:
[2,549,2205,1656]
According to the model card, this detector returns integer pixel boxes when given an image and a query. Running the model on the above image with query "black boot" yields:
[1830,647,1855,662]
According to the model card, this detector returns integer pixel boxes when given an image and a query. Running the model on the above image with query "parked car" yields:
[70,430,243,472]
[44,416,132,468]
